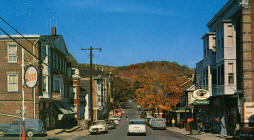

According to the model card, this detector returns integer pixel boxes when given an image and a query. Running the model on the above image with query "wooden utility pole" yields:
[81,47,101,121]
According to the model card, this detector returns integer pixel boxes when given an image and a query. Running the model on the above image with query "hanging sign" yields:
[24,65,38,88]
[192,89,210,100]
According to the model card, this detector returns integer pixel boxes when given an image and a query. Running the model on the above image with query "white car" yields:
[89,120,108,134]
[109,117,119,125]
[127,119,146,136]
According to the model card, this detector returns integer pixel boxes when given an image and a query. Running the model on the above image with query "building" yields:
[195,0,254,134]
[0,27,76,129]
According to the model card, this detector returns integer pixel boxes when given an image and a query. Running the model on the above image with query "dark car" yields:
[106,120,116,129]
[0,118,46,137]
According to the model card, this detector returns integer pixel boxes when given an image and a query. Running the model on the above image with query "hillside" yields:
[112,61,194,81]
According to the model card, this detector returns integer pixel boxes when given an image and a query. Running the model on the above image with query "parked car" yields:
[140,111,147,118]
[111,115,121,121]
[106,120,116,130]
[89,120,108,134]
[150,118,166,130]
[145,117,153,126]
[0,118,46,137]
[109,118,119,125]
[127,119,146,136]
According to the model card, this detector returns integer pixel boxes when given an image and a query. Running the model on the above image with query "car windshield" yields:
[93,121,105,125]
[129,120,145,124]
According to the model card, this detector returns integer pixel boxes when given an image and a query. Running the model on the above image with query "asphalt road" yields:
[0,101,197,140]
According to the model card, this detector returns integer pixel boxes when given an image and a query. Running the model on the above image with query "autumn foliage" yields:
[113,61,193,114]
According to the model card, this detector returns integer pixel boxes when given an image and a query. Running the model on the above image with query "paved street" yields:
[0,101,197,140]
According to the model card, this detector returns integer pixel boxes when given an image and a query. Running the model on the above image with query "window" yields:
[228,25,233,46]
[42,76,46,91]
[41,45,46,61]
[228,63,234,84]
[52,53,55,67]
[7,73,18,92]
[56,55,59,69]
[7,43,17,63]
[55,80,60,92]
[212,37,216,50]
[221,64,224,85]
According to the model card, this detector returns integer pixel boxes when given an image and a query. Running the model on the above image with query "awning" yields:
[54,102,76,115]
[172,107,190,113]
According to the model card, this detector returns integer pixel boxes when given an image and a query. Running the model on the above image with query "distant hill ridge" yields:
[79,61,193,79]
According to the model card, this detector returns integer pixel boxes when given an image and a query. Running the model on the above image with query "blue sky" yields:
[0,0,228,68]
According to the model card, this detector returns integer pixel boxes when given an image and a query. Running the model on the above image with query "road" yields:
[0,101,197,140]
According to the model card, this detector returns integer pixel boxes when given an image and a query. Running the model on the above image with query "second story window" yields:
[7,73,18,92]
[7,43,17,63]
[227,25,233,46]
[55,80,60,93]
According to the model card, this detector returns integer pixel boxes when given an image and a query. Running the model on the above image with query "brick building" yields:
[0,27,75,129]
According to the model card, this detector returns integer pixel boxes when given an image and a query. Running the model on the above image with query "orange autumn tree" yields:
[134,66,187,117]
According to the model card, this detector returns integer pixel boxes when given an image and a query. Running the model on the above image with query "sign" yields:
[192,89,210,100]
[244,102,254,123]
[193,100,209,105]
[24,65,38,88]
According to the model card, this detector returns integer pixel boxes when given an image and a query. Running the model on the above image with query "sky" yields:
[0,0,229,68]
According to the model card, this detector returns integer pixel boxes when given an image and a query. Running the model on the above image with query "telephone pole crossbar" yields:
[81,47,101,121]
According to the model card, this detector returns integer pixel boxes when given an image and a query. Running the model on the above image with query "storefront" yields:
[208,95,239,134]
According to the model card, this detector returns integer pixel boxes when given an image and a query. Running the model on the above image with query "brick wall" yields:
[0,38,40,123]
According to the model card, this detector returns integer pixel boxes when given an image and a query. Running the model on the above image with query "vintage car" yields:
[106,120,116,129]
[109,118,119,125]
[150,118,166,130]
[127,119,146,136]
[89,120,108,134]
[0,118,46,137]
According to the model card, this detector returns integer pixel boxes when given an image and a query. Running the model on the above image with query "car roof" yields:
[129,119,145,122]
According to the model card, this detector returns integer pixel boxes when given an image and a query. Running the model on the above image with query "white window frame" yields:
[7,72,18,92]
[7,42,17,63]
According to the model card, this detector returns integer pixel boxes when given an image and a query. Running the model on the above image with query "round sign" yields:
[192,89,210,100]
[24,65,38,88]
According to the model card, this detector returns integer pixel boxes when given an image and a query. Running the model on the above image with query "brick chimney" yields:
[51,27,56,35]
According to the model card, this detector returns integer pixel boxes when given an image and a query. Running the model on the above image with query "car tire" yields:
[127,132,130,136]
[0,130,5,137]
[144,133,147,136]
[27,130,34,137]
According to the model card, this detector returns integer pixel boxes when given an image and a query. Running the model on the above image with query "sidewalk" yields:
[47,126,90,137]
[166,127,233,140]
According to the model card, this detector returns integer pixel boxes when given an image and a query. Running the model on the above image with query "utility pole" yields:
[81,47,101,121]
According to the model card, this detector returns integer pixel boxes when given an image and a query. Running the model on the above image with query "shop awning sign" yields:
[24,65,38,88]
[193,100,209,105]
[192,89,210,100]
[244,102,254,123]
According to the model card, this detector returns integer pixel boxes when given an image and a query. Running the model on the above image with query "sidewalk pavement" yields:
[47,126,90,137]
[166,127,233,140]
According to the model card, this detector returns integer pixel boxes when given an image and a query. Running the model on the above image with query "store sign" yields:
[192,89,210,100]
[244,102,254,123]
[24,65,38,88]
[193,100,209,105]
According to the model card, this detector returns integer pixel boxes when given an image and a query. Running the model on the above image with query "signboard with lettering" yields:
[192,89,210,100]
[244,102,254,123]
[24,65,38,88]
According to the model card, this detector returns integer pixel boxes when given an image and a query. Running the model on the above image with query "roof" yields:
[207,0,241,29]
[40,35,68,55]
[66,53,79,67]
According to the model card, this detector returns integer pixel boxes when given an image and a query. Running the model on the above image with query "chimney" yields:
[51,27,56,35]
